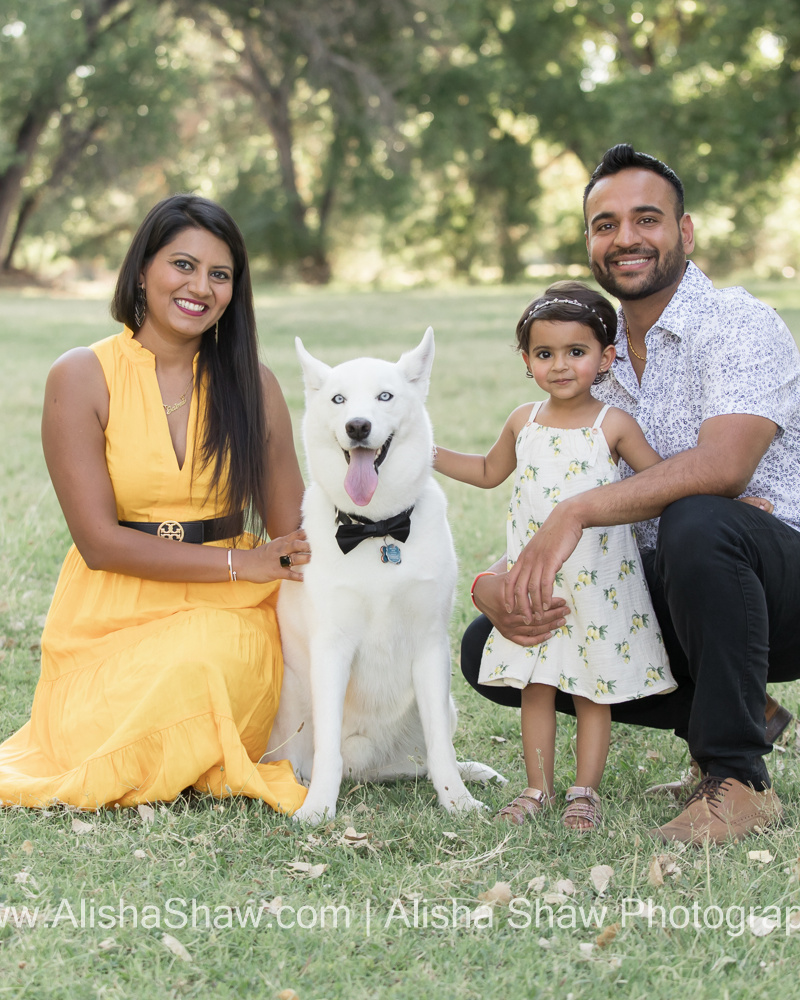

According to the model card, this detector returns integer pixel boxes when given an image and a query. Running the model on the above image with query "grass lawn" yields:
[1,278,800,999]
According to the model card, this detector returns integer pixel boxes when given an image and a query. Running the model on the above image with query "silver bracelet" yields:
[227,548,237,582]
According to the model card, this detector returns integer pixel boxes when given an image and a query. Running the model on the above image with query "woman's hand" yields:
[237,529,311,583]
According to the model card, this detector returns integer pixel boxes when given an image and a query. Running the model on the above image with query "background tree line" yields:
[1,0,799,284]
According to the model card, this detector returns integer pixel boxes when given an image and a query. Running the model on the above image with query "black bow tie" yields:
[335,508,414,554]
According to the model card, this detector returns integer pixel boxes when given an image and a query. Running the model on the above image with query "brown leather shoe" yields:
[765,693,793,745]
[650,775,783,845]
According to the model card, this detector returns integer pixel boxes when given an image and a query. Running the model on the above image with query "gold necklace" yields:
[626,322,647,361]
[162,373,194,415]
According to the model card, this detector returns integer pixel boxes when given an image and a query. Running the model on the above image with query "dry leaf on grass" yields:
[14,873,36,886]
[343,827,369,848]
[490,736,508,744]
[71,818,94,835]
[162,933,192,961]
[748,850,774,864]
[542,893,571,906]
[477,882,513,906]
[555,878,576,896]
[578,943,595,958]
[466,903,494,925]
[648,856,664,886]
[749,914,779,937]
[596,922,620,948]
[645,749,662,760]
[98,939,115,951]
[21,841,33,855]
[277,990,300,1000]
[133,849,147,860]
[286,862,328,879]
[527,875,547,893]
[137,804,155,825]
[788,912,800,934]
[538,937,551,949]
[711,956,737,973]
[590,866,613,894]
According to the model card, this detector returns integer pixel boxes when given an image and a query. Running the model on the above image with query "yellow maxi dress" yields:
[0,328,306,813]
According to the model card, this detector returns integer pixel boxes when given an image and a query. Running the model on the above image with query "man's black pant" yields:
[461,496,800,789]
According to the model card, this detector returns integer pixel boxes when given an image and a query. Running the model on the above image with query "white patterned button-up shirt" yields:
[593,261,800,550]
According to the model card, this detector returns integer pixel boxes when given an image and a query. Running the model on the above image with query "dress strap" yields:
[530,400,545,420]
[591,404,610,430]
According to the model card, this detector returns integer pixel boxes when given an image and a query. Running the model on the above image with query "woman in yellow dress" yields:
[0,195,308,813]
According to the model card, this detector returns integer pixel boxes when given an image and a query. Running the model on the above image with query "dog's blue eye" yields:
[378,392,393,402]
[332,394,345,404]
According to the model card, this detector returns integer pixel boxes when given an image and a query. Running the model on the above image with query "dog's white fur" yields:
[263,329,503,824]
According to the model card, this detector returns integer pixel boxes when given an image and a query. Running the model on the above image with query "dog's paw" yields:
[440,790,488,814]
[292,800,337,826]
[457,760,509,786]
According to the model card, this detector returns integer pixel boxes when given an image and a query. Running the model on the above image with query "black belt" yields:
[119,511,244,544]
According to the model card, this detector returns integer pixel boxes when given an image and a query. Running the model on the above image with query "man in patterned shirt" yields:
[464,143,800,844]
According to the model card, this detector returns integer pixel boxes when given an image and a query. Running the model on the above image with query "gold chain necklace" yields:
[625,322,647,361]
[162,373,194,415]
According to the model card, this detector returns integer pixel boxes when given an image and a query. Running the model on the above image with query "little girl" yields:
[434,281,676,832]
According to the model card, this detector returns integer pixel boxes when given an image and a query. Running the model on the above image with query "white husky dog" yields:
[264,328,503,824]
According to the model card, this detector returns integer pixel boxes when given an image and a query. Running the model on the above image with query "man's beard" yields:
[590,239,686,302]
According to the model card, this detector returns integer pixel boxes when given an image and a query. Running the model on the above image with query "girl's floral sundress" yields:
[478,402,676,703]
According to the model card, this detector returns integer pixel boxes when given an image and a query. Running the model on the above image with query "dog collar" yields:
[335,507,414,558]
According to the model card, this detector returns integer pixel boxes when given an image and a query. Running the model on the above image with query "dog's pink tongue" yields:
[344,448,379,506]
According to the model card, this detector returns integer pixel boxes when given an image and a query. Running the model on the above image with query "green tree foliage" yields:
[0,1,189,270]
[179,0,422,283]
[2,0,799,280]
[494,0,800,266]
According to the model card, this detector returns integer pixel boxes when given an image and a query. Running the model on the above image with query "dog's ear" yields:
[295,337,331,393]
[397,327,435,398]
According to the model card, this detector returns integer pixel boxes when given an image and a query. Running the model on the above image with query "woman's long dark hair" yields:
[111,195,268,534]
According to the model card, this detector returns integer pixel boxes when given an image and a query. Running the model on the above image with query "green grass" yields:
[2,279,800,999]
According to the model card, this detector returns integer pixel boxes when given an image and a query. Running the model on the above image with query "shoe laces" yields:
[683,775,727,809]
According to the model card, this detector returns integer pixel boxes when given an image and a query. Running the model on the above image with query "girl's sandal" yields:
[562,786,602,832]
[498,787,553,826]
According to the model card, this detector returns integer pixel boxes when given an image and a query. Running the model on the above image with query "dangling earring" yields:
[593,368,609,385]
[134,285,146,328]
[525,370,533,379]
[215,320,219,344]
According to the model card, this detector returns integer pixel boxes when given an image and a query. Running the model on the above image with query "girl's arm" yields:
[604,407,774,512]
[603,408,662,472]
[42,349,307,585]
[434,403,533,489]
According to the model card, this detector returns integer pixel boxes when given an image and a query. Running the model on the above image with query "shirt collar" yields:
[646,260,710,341]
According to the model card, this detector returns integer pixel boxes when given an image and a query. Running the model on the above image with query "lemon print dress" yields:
[478,402,675,703]
[0,328,306,813]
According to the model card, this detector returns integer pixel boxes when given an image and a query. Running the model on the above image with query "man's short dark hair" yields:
[583,144,685,221]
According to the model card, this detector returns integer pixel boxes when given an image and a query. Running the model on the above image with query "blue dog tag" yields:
[381,543,402,564]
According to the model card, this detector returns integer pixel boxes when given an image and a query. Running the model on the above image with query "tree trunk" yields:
[0,111,49,263]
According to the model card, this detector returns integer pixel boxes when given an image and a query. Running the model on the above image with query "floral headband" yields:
[524,297,604,325]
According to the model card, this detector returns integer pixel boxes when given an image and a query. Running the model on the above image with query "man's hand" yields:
[473,571,570,646]
[502,502,584,621]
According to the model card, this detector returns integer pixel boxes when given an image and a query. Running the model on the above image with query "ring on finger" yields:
[280,554,293,569]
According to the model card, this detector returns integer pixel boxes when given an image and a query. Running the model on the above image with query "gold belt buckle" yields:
[157,520,185,542]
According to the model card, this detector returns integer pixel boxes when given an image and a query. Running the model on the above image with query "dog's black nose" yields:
[345,418,372,442]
